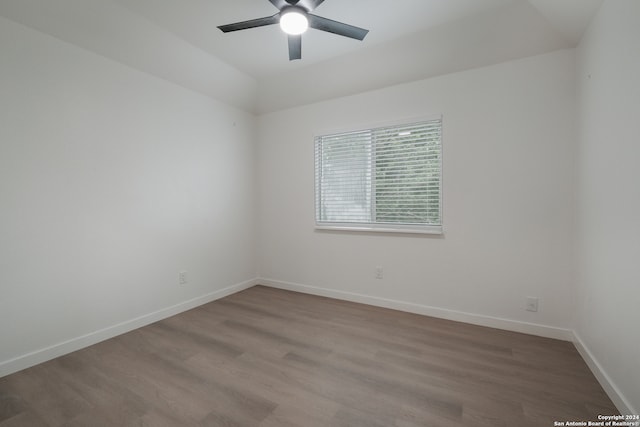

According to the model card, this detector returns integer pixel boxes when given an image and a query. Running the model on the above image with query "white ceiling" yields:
[0,0,602,113]
[114,0,518,77]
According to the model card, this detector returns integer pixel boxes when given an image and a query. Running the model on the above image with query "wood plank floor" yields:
[0,285,617,426]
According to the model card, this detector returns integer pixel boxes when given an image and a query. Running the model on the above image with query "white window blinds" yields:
[315,118,442,233]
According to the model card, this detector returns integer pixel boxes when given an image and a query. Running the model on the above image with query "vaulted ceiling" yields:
[0,0,602,113]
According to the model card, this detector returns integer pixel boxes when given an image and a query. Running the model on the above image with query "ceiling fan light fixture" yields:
[280,10,308,35]
[217,0,369,61]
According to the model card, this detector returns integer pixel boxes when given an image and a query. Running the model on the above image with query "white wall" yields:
[575,0,640,414]
[0,16,256,374]
[257,49,577,337]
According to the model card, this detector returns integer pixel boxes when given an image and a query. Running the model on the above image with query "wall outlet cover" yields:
[526,296,539,312]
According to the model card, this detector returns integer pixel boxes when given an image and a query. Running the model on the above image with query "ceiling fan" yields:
[217,0,369,61]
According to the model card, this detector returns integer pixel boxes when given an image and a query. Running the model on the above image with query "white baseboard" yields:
[572,332,636,415]
[4,277,633,416]
[259,278,637,415]
[258,278,573,341]
[0,278,258,378]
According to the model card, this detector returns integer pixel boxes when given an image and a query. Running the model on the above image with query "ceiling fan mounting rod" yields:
[280,5,306,15]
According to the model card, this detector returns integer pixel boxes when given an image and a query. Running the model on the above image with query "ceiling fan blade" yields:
[268,0,289,9]
[217,14,279,33]
[288,34,302,60]
[308,14,369,40]
[297,0,325,12]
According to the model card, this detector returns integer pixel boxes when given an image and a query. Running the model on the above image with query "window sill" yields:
[315,224,443,235]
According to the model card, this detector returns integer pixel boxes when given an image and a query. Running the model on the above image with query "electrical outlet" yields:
[375,266,383,279]
[526,296,539,312]
[179,271,187,285]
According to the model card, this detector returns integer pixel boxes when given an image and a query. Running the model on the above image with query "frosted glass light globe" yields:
[280,11,308,35]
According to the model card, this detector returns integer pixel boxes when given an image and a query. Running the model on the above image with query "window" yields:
[314,117,442,234]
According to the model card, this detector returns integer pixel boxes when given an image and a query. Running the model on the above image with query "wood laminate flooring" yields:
[0,285,618,426]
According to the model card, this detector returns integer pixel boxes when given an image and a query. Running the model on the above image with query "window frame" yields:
[314,115,443,235]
